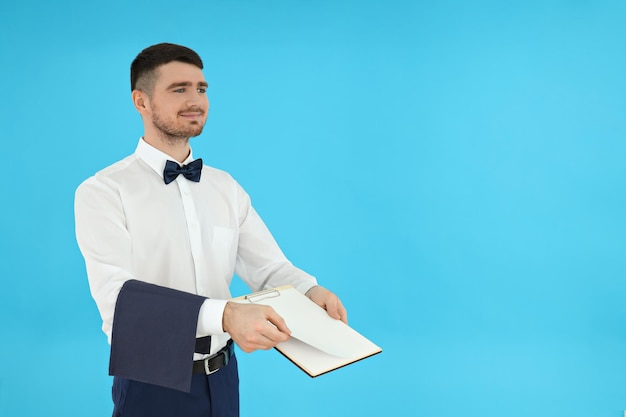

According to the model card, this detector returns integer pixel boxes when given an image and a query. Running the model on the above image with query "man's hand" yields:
[222,302,291,353]
[305,286,348,324]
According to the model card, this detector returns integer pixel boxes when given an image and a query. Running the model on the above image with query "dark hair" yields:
[130,43,204,93]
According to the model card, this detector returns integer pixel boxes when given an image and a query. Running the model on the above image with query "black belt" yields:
[192,340,234,375]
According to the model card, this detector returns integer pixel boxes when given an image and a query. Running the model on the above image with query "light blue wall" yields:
[1,1,625,416]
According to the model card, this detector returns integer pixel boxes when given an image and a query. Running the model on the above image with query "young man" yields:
[75,43,347,417]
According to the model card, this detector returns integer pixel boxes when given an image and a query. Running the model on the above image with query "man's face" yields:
[148,61,209,140]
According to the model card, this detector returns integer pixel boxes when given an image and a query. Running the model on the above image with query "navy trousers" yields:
[112,355,239,417]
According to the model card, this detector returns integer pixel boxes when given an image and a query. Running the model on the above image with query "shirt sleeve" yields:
[197,298,229,336]
[233,182,318,294]
[75,175,134,341]
[75,175,226,341]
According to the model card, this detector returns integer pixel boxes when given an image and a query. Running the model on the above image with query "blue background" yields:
[1,1,625,416]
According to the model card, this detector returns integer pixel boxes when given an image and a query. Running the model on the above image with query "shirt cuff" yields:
[196,299,229,337]
[294,281,318,296]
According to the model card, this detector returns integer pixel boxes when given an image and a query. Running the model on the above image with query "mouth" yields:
[179,111,204,120]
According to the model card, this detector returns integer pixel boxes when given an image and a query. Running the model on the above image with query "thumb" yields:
[266,308,291,335]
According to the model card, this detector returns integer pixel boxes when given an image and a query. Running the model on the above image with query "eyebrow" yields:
[166,81,209,89]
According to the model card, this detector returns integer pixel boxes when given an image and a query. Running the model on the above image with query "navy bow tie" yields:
[163,159,203,184]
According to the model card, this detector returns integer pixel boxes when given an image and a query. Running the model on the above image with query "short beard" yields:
[151,107,205,144]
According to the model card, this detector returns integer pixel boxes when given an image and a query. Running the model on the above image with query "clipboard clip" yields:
[245,288,280,303]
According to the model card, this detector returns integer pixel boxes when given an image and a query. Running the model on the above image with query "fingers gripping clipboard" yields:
[233,286,382,377]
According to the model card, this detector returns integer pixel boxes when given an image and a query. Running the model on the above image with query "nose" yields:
[187,92,208,110]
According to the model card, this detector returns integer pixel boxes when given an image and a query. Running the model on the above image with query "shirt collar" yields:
[135,138,195,180]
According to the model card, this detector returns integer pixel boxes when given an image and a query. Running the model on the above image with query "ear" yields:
[131,90,150,116]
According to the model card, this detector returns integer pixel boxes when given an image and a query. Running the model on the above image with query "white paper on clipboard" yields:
[233,285,382,377]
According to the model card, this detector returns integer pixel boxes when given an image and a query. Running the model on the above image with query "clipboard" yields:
[233,285,382,377]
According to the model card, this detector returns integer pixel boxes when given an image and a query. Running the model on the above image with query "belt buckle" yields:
[203,349,229,375]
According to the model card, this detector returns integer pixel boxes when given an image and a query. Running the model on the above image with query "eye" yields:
[173,88,185,93]
[197,88,207,94]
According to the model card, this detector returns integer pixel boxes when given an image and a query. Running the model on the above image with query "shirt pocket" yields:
[209,226,238,277]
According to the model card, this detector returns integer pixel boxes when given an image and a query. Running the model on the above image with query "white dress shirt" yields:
[75,138,317,355]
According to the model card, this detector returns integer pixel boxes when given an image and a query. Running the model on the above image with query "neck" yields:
[143,131,191,163]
